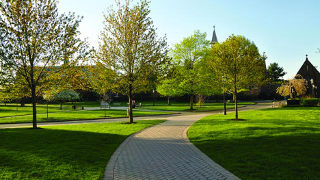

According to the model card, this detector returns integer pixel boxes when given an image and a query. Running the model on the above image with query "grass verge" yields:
[0,120,164,179]
[188,107,320,179]
[0,109,172,124]
[141,102,255,112]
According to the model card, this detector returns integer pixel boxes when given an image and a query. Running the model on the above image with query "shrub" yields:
[287,99,300,106]
[300,98,319,107]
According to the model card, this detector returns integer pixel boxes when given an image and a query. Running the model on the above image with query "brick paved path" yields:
[104,112,239,180]
[105,103,272,180]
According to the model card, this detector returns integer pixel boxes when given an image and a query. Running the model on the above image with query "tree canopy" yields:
[157,30,213,110]
[209,35,266,120]
[267,62,286,81]
[97,0,168,123]
[0,0,88,128]
[277,74,308,98]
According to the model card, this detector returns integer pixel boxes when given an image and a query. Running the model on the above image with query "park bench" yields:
[113,102,121,106]
[126,102,142,108]
[101,101,110,109]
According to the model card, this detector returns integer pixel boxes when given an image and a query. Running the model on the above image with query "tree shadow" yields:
[191,128,320,179]
[0,127,128,179]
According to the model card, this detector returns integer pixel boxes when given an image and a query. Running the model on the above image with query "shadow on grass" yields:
[191,132,320,180]
[0,128,127,179]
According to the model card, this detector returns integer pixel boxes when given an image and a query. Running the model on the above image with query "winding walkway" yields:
[104,102,272,180]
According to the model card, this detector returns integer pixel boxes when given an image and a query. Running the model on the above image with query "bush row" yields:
[287,98,320,107]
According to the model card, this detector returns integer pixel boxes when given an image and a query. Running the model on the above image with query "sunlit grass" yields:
[188,107,320,179]
[0,108,171,124]
[141,102,255,111]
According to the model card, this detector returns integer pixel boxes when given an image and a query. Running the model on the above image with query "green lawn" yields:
[0,102,100,118]
[0,120,164,179]
[188,107,320,179]
[140,101,255,112]
[0,109,171,124]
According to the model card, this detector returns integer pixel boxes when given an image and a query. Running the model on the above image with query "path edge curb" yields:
[103,120,167,180]
[183,114,241,180]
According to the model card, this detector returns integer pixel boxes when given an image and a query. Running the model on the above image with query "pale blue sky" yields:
[58,0,320,79]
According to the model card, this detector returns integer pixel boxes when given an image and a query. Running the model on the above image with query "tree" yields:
[210,35,266,120]
[97,0,168,123]
[53,89,80,110]
[277,74,308,98]
[88,62,118,102]
[267,62,286,81]
[157,30,212,110]
[0,0,87,128]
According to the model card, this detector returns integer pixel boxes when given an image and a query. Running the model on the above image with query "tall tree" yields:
[267,62,286,81]
[98,0,168,123]
[210,35,266,120]
[158,30,211,110]
[0,0,87,128]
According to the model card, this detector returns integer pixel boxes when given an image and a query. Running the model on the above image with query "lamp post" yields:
[222,76,227,115]
[152,89,155,106]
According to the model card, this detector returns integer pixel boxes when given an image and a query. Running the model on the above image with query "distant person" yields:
[132,100,136,108]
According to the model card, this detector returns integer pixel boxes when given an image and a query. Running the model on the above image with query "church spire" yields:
[211,25,218,45]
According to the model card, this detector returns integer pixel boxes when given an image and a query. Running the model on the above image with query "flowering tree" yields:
[277,74,308,98]
[53,90,80,110]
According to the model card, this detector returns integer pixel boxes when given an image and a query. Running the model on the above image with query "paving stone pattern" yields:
[104,113,240,180]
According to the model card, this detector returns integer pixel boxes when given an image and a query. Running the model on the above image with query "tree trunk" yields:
[167,96,170,105]
[234,75,238,120]
[190,95,194,110]
[47,103,49,120]
[223,92,227,115]
[152,91,155,106]
[233,92,238,120]
[31,85,37,129]
[128,84,133,123]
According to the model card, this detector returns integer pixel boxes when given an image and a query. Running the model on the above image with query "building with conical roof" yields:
[296,55,320,97]
[211,26,218,45]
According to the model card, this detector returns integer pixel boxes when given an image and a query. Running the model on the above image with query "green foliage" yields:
[0,0,89,127]
[53,90,80,103]
[209,35,266,119]
[189,107,320,179]
[287,99,301,106]
[267,62,286,81]
[210,35,266,94]
[87,62,118,99]
[157,78,183,97]
[97,0,168,122]
[300,98,319,107]
[157,30,216,109]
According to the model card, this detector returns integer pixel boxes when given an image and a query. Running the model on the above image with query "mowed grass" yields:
[141,101,255,111]
[0,120,164,179]
[0,109,171,124]
[0,104,63,117]
[0,102,100,118]
[188,107,320,179]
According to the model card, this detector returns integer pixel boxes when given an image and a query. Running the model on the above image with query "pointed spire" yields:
[211,25,218,45]
[306,54,309,61]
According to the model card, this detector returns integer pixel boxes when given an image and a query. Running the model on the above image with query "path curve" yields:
[104,102,272,180]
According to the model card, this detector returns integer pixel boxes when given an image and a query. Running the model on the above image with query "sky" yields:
[58,0,320,79]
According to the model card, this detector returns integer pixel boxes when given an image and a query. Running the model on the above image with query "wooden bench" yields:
[112,102,121,106]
